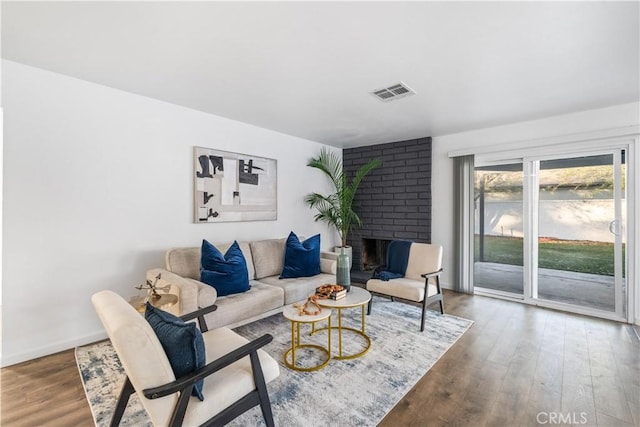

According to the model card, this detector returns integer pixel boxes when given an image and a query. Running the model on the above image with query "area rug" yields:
[76,297,473,426]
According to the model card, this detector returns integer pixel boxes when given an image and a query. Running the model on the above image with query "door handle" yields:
[608,220,620,236]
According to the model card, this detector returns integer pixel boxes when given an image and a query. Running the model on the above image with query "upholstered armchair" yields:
[366,242,444,331]
[91,290,280,427]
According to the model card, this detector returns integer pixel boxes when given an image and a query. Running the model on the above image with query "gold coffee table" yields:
[283,304,332,372]
[316,286,372,360]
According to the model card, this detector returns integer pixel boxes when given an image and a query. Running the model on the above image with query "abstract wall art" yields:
[194,147,277,222]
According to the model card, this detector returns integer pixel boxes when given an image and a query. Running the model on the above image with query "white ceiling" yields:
[2,1,639,148]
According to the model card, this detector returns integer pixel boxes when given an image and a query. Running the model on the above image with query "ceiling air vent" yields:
[371,82,416,102]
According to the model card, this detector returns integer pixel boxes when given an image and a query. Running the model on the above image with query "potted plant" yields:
[305,148,381,289]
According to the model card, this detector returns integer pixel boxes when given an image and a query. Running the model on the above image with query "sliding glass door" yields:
[474,163,524,297]
[474,148,629,320]
[531,152,626,317]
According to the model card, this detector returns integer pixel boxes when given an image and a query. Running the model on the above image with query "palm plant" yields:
[304,148,381,248]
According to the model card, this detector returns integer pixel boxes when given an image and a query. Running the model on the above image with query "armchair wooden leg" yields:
[420,297,427,332]
[168,385,192,427]
[436,277,444,314]
[110,377,134,427]
[259,393,275,427]
[250,351,275,427]
[367,297,373,315]
[420,276,432,332]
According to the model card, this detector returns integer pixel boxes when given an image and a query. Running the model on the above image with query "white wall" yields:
[1,60,338,366]
[1,3,5,357]
[480,198,624,243]
[432,102,640,290]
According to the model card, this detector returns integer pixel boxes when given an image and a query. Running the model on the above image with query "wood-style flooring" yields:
[1,290,638,426]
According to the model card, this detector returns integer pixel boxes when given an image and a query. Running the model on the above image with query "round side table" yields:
[282,304,332,372]
[316,286,372,360]
[129,293,178,314]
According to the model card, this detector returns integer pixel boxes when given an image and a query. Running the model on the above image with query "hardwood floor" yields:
[381,291,640,427]
[1,290,638,426]
[1,348,93,426]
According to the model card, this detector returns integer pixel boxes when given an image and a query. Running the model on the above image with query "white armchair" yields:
[366,242,444,331]
[91,290,280,427]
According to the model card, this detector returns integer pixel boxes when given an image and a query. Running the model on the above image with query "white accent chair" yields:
[366,242,444,331]
[91,290,280,427]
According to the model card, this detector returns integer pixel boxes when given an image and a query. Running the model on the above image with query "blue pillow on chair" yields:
[280,232,321,279]
[200,240,250,296]
[145,303,206,401]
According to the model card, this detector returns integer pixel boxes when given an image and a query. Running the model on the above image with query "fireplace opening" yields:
[361,238,391,271]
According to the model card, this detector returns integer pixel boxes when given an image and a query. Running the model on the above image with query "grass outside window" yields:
[474,235,624,276]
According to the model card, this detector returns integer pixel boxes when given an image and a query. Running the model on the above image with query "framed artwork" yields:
[194,147,277,223]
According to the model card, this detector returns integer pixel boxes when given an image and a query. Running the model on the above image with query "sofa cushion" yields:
[200,281,284,330]
[279,232,321,279]
[260,273,336,305]
[250,238,286,279]
[166,247,201,280]
[201,240,250,297]
[145,303,206,400]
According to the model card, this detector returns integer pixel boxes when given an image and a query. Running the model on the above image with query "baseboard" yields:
[0,330,108,367]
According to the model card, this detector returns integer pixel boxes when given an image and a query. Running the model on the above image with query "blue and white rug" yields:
[76,297,473,426]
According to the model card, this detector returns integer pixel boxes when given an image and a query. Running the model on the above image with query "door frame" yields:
[473,158,526,300]
[473,136,637,323]
[524,149,626,322]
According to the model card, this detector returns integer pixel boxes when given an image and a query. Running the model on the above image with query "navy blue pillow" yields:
[145,303,205,401]
[280,232,321,279]
[200,240,250,296]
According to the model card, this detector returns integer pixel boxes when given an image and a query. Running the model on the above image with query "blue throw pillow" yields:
[200,240,250,296]
[280,232,321,279]
[145,303,206,401]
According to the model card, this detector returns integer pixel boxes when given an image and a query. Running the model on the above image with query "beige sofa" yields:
[147,238,338,330]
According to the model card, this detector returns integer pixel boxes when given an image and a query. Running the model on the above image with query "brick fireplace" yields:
[343,137,432,283]
[360,238,392,271]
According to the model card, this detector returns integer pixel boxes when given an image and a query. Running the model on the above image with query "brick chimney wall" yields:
[343,137,432,274]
